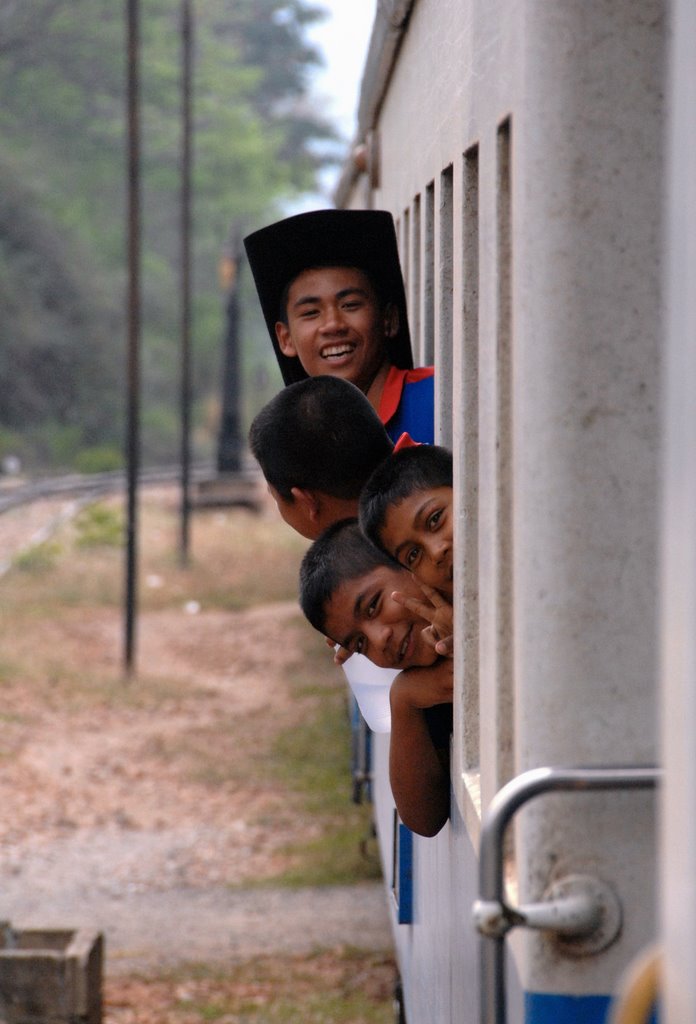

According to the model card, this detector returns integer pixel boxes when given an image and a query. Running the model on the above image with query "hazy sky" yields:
[293,0,377,207]
[307,0,378,140]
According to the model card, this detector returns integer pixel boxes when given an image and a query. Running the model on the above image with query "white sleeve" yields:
[341,652,398,733]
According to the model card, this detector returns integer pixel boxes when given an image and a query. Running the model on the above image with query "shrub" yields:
[74,503,123,548]
[74,445,123,474]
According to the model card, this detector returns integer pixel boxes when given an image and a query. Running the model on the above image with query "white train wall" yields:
[336,2,675,1022]
[660,0,696,1020]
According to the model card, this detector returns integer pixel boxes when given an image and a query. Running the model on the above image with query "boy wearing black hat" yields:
[244,209,435,445]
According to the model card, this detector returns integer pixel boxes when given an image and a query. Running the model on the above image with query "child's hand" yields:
[325,636,351,666]
[433,633,454,657]
[391,657,453,709]
[391,583,454,659]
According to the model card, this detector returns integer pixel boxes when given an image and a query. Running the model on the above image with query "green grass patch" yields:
[261,635,382,887]
[73,502,123,547]
[0,495,308,615]
[13,539,62,573]
[272,699,355,815]
[269,818,381,889]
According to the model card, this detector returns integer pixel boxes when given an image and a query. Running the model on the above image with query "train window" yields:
[494,117,515,790]
[454,120,516,822]
[400,206,410,299]
[410,193,422,362]
[452,142,482,830]
[423,180,435,365]
[437,165,454,444]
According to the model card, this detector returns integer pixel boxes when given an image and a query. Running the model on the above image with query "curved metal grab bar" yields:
[474,765,661,1024]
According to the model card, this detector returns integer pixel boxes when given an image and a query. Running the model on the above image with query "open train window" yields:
[452,117,515,836]
[452,139,482,835]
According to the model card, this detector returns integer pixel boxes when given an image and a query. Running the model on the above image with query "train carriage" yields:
[332,1,693,1021]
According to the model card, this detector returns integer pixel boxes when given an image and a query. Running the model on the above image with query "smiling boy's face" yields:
[274,266,396,396]
[379,486,454,598]
[322,564,439,670]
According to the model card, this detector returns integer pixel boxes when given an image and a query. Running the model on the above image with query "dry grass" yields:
[0,488,395,1022]
[105,948,396,1024]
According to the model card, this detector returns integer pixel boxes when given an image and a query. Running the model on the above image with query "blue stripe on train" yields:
[525,992,659,1023]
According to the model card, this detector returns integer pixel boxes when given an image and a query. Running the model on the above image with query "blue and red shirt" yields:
[378,365,435,445]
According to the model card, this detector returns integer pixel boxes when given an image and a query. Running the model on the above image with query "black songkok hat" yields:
[243,208,413,385]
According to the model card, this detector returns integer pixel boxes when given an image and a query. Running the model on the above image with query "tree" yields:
[0,0,340,467]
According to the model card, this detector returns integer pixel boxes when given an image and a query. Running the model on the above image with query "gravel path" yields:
[0,876,392,974]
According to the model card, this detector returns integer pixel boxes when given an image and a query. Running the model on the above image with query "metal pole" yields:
[217,227,243,474]
[179,0,193,565]
[124,0,141,676]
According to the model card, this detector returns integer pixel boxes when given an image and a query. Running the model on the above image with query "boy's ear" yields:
[290,487,321,523]
[383,302,399,339]
[275,321,298,357]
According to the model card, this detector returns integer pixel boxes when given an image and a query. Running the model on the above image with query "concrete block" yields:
[0,926,103,1024]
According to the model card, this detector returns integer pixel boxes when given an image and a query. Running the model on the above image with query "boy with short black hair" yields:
[359,444,454,655]
[248,376,394,540]
[300,519,452,837]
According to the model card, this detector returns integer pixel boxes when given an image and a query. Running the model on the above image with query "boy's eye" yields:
[366,594,380,617]
[341,299,362,311]
[404,546,421,568]
[298,307,319,319]
[427,509,442,530]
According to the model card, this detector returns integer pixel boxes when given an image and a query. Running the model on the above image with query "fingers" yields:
[325,635,351,665]
[421,624,439,650]
[435,634,454,658]
[333,645,351,666]
[414,581,451,609]
[392,589,438,624]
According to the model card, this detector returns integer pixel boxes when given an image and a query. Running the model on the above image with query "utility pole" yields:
[192,227,262,510]
[179,0,193,565]
[124,0,141,677]
[217,226,244,474]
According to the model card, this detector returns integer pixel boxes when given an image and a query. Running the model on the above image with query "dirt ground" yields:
[0,489,395,1021]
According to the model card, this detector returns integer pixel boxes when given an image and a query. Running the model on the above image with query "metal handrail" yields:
[474,765,661,1024]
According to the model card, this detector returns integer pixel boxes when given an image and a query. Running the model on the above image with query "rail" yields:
[0,463,218,516]
[473,765,661,1024]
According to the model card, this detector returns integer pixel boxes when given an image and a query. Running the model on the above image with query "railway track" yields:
[0,460,264,577]
[0,463,217,516]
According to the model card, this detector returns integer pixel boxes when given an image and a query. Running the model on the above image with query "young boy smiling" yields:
[359,444,454,656]
[244,209,435,444]
[359,444,453,597]
[300,519,452,837]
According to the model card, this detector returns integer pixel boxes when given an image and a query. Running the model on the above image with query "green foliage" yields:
[13,540,62,574]
[73,503,124,549]
[40,425,82,467]
[73,446,124,474]
[0,172,122,446]
[0,428,26,463]
[0,0,340,470]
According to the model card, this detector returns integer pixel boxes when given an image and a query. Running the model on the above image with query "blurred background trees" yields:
[0,0,340,470]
